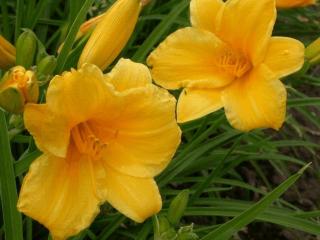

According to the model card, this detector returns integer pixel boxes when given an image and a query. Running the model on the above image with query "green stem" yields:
[55,0,94,73]
[0,111,23,240]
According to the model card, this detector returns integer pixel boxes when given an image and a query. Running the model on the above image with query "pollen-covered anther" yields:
[71,122,107,158]
[216,49,252,78]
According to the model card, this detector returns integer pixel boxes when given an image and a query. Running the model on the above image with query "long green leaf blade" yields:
[200,164,311,240]
[0,111,23,240]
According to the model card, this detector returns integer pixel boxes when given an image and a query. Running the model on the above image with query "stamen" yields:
[71,122,107,158]
[216,48,252,78]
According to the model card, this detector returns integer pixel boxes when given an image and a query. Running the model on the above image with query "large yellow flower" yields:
[277,0,316,8]
[17,59,181,240]
[147,0,305,131]
[0,35,16,70]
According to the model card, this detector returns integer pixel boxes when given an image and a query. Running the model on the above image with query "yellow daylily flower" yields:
[276,0,316,8]
[78,0,143,71]
[0,35,16,70]
[17,59,181,240]
[147,0,305,131]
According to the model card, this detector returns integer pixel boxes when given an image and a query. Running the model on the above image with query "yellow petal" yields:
[104,58,152,92]
[177,88,223,123]
[17,150,103,240]
[24,104,70,158]
[147,27,234,90]
[78,0,141,70]
[190,0,224,32]
[0,35,16,69]
[46,64,117,125]
[92,84,181,178]
[264,37,305,78]
[276,0,316,8]
[222,65,287,131]
[217,0,276,65]
[103,165,162,223]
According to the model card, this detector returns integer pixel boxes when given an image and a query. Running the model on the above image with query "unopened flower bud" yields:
[36,55,57,81]
[305,37,320,65]
[57,14,105,54]
[16,31,37,69]
[78,0,142,71]
[78,13,105,39]
[0,35,16,70]
[154,215,177,240]
[168,190,189,226]
[0,66,39,113]
[177,225,199,240]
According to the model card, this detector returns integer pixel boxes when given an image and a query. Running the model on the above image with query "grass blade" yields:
[200,163,311,240]
[132,0,189,62]
[55,0,94,73]
[0,111,23,240]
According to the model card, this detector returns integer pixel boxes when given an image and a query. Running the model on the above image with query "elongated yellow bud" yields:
[77,13,105,39]
[276,0,316,8]
[78,0,142,70]
[57,14,105,54]
[0,66,39,113]
[0,35,16,70]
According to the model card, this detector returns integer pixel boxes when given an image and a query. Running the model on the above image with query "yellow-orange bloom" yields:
[17,59,181,240]
[276,0,316,8]
[147,0,305,131]
[78,0,142,70]
[0,35,16,70]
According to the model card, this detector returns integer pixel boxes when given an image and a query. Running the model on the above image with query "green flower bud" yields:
[177,224,199,240]
[0,66,39,113]
[305,37,320,65]
[0,86,25,113]
[159,216,177,240]
[154,215,177,240]
[16,30,37,68]
[36,55,57,81]
[168,190,190,226]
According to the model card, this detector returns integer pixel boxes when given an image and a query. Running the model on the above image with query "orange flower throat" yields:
[71,122,107,158]
[216,47,252,78]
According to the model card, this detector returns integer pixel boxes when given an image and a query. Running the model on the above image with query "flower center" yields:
[71,122,107,158]
[216,48,252,78]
